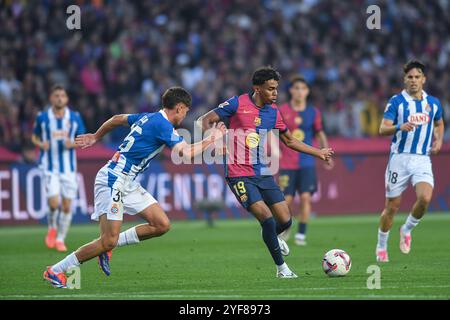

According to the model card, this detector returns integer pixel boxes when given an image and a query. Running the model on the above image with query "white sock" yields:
[116,227,140,247]
[377,229,390,249]
[51,252,80,274]
[401,214,420,234]
[276,262,289,272]
[295,233,306,240]
[48,208,59,229]
[56,212,73,242]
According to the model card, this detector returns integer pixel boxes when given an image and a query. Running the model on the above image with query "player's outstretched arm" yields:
[379,118,417,136]
[196,110,221,131]
[431,119,444,155]
[75,114,130,149]
[280,129,334,162]
[316,130,334,169]
[173,122,227,161]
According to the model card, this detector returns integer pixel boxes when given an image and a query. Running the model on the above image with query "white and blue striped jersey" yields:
[33,107,86,173]
[384,90,443,155]
[106,110,183,190]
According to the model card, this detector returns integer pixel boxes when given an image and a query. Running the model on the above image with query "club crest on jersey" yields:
[254,117,261,126]
[408,113,430,125]
[295,116,302,125]
[425,104,432,113]
[111,151,120,163]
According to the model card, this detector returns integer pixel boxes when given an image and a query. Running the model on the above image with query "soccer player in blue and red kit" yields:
[277,76,334,246]
[199,67,334,278]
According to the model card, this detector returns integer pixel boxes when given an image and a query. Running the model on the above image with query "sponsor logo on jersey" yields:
[292,129,305,141]
[52,130,69,140]
[218,101,229,108]
[408,113,430,125]
[245,132,260,148]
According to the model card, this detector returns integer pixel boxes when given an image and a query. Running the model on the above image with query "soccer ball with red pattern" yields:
[322,249,352,277]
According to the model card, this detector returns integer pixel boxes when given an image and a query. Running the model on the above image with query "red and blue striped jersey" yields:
[213,93,287,177]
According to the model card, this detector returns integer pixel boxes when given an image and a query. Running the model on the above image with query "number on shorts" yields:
[388,171,398,184]
[233,181,247,195]
[112,190,122,203]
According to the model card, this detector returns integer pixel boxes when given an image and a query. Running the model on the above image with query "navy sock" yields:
[276,218,292,235]
[298,222,307,235]
[261,217,284,266]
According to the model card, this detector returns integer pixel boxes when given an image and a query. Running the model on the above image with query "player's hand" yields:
[318,148,334,162]
[208,122,227,142]
[400,122,417,132]
[75,133,97,149]
[64,140,77,149]
[431,140,442,155]
[324,157,335,170]
[40,141,50,151]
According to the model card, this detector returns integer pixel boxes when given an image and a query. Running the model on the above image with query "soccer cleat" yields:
[45,228,57,249]
[294,233,307,246]
[277,268,298,279]
[43,267,67,288]
[399,227,412,254]
[376,248,389,262]
[55,240,67,252]
[278,237,290,256]
[98,250,112,276]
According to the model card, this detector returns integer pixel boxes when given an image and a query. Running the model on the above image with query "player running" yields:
[198,66,334,278]
[43,87,226,288]
[375,60,444,262]
[276,76,334,246]
[32,85,86,252]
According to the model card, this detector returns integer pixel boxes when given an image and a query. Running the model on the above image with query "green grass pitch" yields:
[1,213,449,300]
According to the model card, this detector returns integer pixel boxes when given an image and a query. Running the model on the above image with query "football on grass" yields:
[322,249,352,277]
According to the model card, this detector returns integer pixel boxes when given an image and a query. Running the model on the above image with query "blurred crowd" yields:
[1,0,449,152]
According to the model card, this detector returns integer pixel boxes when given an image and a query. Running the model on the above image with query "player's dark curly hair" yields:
[403,60,426,74]
[162,86,192,109]
[252,66,281,85]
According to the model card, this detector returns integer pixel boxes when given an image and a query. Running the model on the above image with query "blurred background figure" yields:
[0,0,448,150]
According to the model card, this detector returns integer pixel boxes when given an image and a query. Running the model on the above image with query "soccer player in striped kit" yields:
[376,60,444,262]
[32,85,86,252]
[199,66,334,278]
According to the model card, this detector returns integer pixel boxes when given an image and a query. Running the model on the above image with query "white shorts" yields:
[43,171,78,199]
[385,153,434,198]
[91,166,158,221]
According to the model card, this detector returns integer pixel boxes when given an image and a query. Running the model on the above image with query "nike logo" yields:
[243,110,252,113]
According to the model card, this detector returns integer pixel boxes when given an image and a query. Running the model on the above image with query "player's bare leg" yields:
[295,192,311,246]
[97,203,171,276]
[278,195,293,241]
[45,196,60,249]
[249,200,296,278]
[400,182,433,254]
[54,197,73,252]
[376,196,402,262]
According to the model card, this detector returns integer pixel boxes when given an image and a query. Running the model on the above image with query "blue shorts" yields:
[226,176,285,210]
[278,167,318,196]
